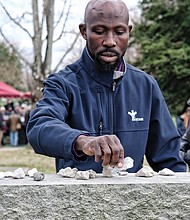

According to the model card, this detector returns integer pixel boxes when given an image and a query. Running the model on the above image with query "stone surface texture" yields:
[0,173,190,220]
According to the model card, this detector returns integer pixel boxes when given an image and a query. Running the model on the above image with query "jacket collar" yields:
[79,47,126,87]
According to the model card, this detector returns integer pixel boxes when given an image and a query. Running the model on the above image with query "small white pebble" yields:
[135,166,156,177]
[118,171,128,176]
[28,168,38,177]
[158,168,175,176]
[58,167,78,178]
[102,165,113,177]
[88,169,97,179]
[4,171,13,178]
[75,171,90,180]
[0,172,5,180]
[13,168,25,179]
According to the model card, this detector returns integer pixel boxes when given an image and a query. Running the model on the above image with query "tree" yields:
[0,41,24,91]
[0,0,80,99]
[130,0,190,114]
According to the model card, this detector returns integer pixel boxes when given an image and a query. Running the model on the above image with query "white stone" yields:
[118,171,128,176]
[13,168,25,179]
[102,157,134,177]
[102,165,113,177]
[112,157,134,174]
[88,169,97,179]
[75,171,90,180]
[58,167,78,178]
[123,157,134,170]
[158,168,175,176]
[28,168,38,177]
[135,166,156,177]
[0,172,5,179]
[4,171,13,178]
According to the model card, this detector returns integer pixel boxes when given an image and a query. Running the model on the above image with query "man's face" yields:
[80,1,132,71]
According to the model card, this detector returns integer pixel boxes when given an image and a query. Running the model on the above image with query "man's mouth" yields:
[99,52,118,63]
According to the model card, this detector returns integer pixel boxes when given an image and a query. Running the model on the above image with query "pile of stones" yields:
[0,167,45,181]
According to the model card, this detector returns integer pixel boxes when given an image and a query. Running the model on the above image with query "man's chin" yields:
[95,60,119,72]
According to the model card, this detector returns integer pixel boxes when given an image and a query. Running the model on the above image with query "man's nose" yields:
[103,33,116,47]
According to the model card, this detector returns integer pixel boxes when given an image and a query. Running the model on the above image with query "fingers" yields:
[100,141,112,166]
[91,135,124,167]
[86,136,112,165]
[117,149,124,168]
[76,135,124,167]
[108,135,124,167]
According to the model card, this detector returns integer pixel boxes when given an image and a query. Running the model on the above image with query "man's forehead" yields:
[94,3,124,16]
[85,0,128,22]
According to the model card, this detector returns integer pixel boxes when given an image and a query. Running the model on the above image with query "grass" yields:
[0,144,56,174]
[0,144,152,174]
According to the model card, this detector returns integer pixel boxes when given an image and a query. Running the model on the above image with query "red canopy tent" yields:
[0,81,31,98]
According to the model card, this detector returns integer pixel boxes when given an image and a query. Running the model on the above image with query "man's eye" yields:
[116,30,125,35]
[94,29,104,35]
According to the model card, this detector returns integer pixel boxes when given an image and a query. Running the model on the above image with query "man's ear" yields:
[79,24,87,40]
[129,25,132,34]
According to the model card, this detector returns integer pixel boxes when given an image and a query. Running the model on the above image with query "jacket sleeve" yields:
[145,81,186,172]
[26,73,89,163]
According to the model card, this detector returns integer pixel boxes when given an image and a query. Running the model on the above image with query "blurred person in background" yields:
[18,103,31,145]
[187,99,190,140]
[176,99,190,136]
[8,110,21,147]
[0,107,4,147]
[180,99,190,169]
[0,106,7,146]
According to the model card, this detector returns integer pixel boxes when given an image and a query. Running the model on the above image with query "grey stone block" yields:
[0,173,190,220]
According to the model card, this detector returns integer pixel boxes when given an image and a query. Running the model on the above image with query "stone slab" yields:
[0,173,190,219]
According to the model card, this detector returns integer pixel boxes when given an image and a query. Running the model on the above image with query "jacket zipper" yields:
[98,81,116,135]
[99,120,103,135]
[110,80,116,134]
[112,81,116,92]
[97,91,103,135]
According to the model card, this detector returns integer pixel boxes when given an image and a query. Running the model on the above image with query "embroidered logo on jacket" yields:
[128,110,144,122]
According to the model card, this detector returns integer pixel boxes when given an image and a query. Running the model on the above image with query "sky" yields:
[0,0,140,25]
[0,0,140,36]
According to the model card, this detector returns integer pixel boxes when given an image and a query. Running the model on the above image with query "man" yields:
[176,100,190,136]
[27,0,186,173]
[8,110,21,147]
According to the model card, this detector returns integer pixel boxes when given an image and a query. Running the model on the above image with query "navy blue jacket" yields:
[27,48,186,173]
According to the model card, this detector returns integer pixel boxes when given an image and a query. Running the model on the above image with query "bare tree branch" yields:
[0,2,33,39]
[53,32,80,72]
[53,0,71,43]
[53,0,67,29]
[32,0,43,78]
[43,0,54,75]
[0,28,32,69]
[14,12,32,23]
[0,0,81,99]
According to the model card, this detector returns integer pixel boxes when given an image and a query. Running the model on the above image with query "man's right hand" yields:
[74,134,124,167]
